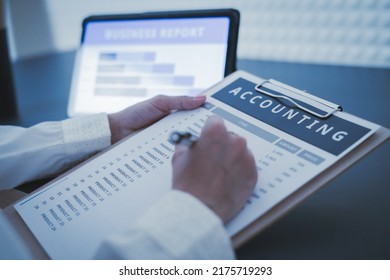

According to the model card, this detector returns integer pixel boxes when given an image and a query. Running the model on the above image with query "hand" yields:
[108,95,206,143]
[172,116,258,224]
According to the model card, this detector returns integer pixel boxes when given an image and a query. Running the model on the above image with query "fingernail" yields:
[192,95,206,101]
[208,115,223,123]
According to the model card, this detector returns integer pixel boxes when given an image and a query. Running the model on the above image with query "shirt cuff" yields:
[95,190,235,260]
[61,113,111,165]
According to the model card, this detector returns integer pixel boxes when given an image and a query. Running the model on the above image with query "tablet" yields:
[68,9,239,116]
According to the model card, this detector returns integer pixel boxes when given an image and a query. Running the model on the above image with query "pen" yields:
[169,131,198,147]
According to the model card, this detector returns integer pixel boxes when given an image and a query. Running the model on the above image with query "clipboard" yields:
[255,79,343,119]
[2,70,389,259]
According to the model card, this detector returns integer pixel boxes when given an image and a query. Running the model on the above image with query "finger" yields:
[150,95,206,113]
[171,142,190,164]
[200,115,228,139]
[121,95,206,132]
[229,134,247,151]
[246,149,258,185]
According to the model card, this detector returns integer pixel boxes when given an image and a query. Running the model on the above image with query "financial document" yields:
[14,71,379,259]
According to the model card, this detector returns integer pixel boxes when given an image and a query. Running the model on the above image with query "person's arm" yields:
[0,114,111,189]
[95,116,257,260]
[95,190,235,259]
[0,95,205,190]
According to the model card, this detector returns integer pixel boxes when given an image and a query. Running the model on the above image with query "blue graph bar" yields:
[99,52,156,62]
[140,76,194,86]
[95,88,147,96]
[96,76,141,84]
[97,64,175,74]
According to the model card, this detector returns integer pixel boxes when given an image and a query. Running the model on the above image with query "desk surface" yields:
[4,51,390,259]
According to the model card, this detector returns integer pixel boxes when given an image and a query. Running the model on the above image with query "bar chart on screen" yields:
[95,51,198,97]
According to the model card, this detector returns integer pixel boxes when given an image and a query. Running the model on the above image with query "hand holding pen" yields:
[170,115,258,224]
[169,131,198,147]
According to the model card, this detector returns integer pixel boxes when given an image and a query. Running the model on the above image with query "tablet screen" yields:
[68,10,239,116]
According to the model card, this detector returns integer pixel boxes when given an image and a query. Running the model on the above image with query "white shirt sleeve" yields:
[0,114,111,190]
[94,190,235,260]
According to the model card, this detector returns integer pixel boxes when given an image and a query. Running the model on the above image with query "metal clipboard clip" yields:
[255,79,342,119]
